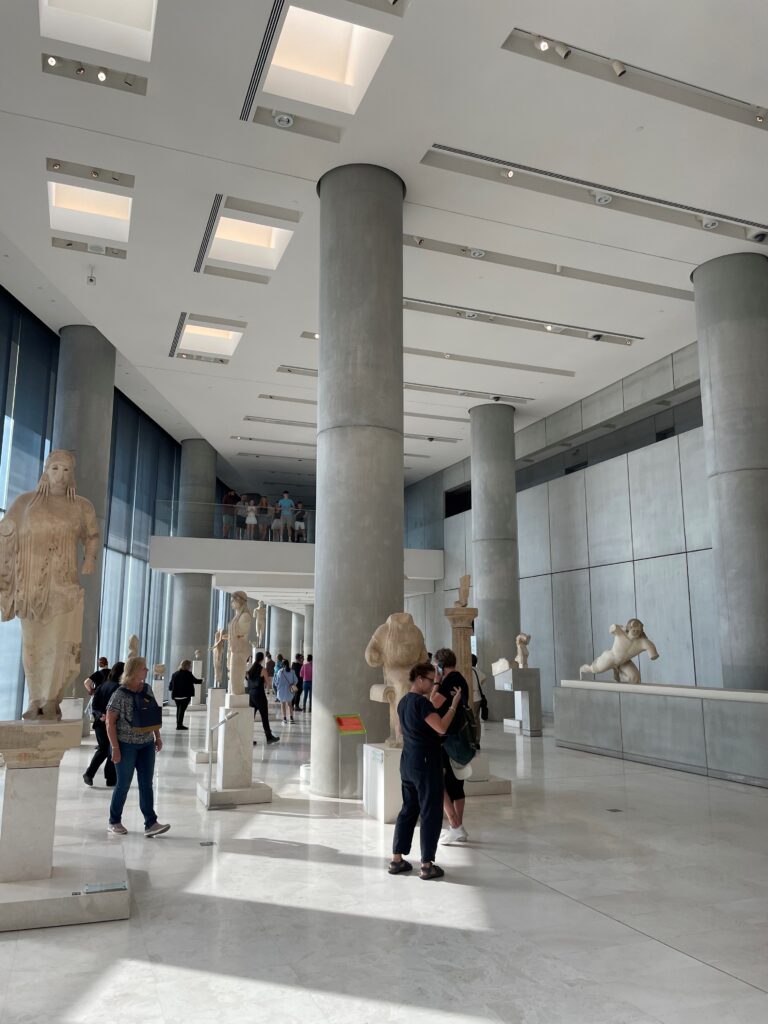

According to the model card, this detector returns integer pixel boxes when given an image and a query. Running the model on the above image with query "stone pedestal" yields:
[188,687,226,766]
[196,694,271,808]
[444,605,478,686]
[60,697,84,721]
[363,743,403,823]
[494,667,543,737]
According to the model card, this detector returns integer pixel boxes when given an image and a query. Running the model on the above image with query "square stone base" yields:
[464,775,512,797]
[363,743,402,824]
[188,748,217,767]
[0,843,129,932]
[196,781,272,809]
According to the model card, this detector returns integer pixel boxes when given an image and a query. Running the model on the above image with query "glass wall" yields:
[0,287,59,719]
[98,391,180,673]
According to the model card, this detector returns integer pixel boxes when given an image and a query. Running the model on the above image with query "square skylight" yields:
[39,0,158,62]
[208,217,293,272]
[263,6,392,115]
[177,315,247,362]
[47,181,132,242]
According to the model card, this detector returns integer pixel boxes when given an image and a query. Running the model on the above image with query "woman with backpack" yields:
[105,656,170,837]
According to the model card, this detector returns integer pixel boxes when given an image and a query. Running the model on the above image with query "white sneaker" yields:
[456,825,468,842]
[440,826,465,845]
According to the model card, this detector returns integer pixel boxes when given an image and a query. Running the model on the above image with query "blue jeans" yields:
[301,681,312,711]
[109,741,157,829]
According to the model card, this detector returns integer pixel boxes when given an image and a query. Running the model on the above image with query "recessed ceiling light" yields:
[757,114,765,124]
[52,161,61,170]
[90,169,100,178]
[97,69,107,82]
[465,311,478,319]
[47,56,57,67]
[413,236,425,245]
[470,249,485,258]
[505,169,514,178]
[75,66,85,76]
[273,112,294,128]
[444,353,451,359]
[700,216,719,230]
[313,332,320,339]
[535,37,549,51]
[594,192,613,206]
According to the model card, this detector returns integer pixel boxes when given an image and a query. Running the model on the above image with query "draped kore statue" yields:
[227,592,252,696]
[210,627,228,687]
[0,450,99,720]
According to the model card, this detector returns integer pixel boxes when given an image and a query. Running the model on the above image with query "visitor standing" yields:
[84,656,110,696]
[247,653,280,745]
[168,659,200,730]
[222,489,238,538]
[470,654,486,747]
[83,660,123,788]
[389,661,461,880]
[293,501,307,542]
[257,496,271,540]
[300,654,313,712]
[235,494,248,539]
[275,659,298,723]
[291,653,304,711]
[433,647,471,845]
[277,490,295,541]
[245,499,258,540]
[105,656,170,837]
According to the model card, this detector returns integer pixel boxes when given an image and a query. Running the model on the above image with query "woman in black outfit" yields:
[168,660,199,730]
[434,647,471,845]
[389,661,461,880]
[247,652,280,745]
[83,661,124,787]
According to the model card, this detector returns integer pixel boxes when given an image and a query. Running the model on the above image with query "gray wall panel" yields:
[554,688,623,753]
[443,513,466,591]
[516,420,546,458]
[623,355,674,411]
[545,402,583,445]
[549,474,588,572]
[634,554,695,684]
[628,436,685,559]
[582,381,624,431]
[704,701,768,781]
[589,562,636,670]
[687,548,722,688]
[678,428,711,551]
[585,456,633,566]
[518,485,552,578]
[552,569,592,683]
[442,458,471,491]
[672,343,700,390]
[520,574,555,712]
[620,692,706,769]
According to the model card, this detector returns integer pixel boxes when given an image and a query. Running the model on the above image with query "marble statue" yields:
[253,601,266,648]
[492,657,511,676]
[227,592,252,696]
[153,663,165,679]
[0,450,99,720]
[126,634,140,660]
[454,574,470,608]
[580,619,660,684]
[515,633,531,670]
[210,628,228,687]
[366,612,428,746]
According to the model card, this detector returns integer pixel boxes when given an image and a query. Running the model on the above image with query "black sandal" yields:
[388,858,413,875]
[419,864,445,880]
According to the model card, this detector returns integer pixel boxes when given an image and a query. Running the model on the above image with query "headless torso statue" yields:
[0,451,99,720]
[227,591,251,695]
[366,612,429,746]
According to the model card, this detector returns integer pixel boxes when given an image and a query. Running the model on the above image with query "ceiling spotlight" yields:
[500,168,515,179]
[273,112,294,128]
[313,332,320,339]
[746,227,768,243]
[413,236,425,246]
[465,311,478,319]
[593,191,613,206]
[610,60,627,78]
[52,161,61,170]
[625,340,632,346]
[757,114,765,124]
[444,353,452,359]
[469,249,486,258]
[587,331,604,341]
[554,42,571,60]
[535,37,550,52]
[97,69,107,82]
[700,216,719,230]
[75,66,86,76]
[47,56,57,67]
[545,324,553,331]
[90,169,100,178]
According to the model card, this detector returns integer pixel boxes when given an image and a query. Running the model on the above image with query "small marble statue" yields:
[253,601,266,648]
[366,612,428,746]
[492,657,511,676]
[210,628,228,687]
[153,663,165,679]
[194,648,203,660]
[126,634,140,660]
[0,450,99,720]
[515,633,531,670]
[580,619,660,684]
[227,592,252,696]
[454,574,471,608]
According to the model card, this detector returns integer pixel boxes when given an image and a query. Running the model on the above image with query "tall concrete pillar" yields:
[692,252,768,690]
[169,439,216,681]
[312,164,404,797]
[470,403,520,718]
[303,605,314,655]
[269,606,292,661]
[291,612,304,660]
[53,325,115,696]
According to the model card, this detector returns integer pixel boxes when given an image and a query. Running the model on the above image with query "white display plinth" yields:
[188,687,226,766]
[151,681,165,708]
[60,697,84,720]
[0,766,59,882]
[494,667,543,737]
[363,743,403,823]
[197,694,272,808]
[191,681,203,706]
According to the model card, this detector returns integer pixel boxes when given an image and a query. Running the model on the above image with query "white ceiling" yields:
[1,0,767,496]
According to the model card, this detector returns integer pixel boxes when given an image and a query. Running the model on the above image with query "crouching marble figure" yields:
[580,619,660,684]
[0,450,99,721]
[365,612,428,747]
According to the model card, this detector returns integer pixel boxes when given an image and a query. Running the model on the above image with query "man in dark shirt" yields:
[291,653,304,711]
[83,662,122,788]
[84,656,110,696]
[433,647,471,845]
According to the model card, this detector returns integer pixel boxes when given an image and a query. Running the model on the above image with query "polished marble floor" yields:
[2,706,768,1024]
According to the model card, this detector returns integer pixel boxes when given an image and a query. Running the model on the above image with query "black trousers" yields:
[291,681,303,710]
[442,748,465,801]
[86,717,117,785]
[251,689,276,740]
[392,753,444,864]
[175,697,191,728]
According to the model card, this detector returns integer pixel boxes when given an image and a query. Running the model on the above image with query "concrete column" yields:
[269,606,292,661]
[470,403,520,719]
[692,252,768,690]
[53,326,115,696]
[312,164,404,797]
[291,612,304,660]
[170,439,216,680]
[303,605,314,655]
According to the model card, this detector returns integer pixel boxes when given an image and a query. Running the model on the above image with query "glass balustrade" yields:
[154,501,316,543]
